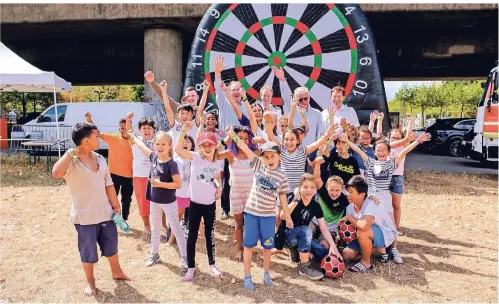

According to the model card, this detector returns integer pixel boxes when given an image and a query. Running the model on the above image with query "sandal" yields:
[349,261,374,272]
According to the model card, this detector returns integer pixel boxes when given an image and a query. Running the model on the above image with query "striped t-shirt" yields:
[280,145,307,193]
[229,157,253,189]
[244,156,290,217]
[365,157,397,193]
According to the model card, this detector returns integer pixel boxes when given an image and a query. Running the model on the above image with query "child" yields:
[218,126,258,261]
[175,121,223,281]
[287,100,310,142]
[310,158,350,261]
[172,135,195,243]
[52,122,130,296]
[128,130,187,269]
[351,126,376,178]
[160,80,199,146]
[196,80,225,142]
[126,113,157,238]
[342,176,398,272]
[281,174,340,280]
[227,128,293,290]
[342,131,431,264]
[84,112,134,222]
[322,136,360,185]
[266,117,336,226]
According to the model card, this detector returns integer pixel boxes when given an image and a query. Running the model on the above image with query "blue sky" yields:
[384,81,424,101]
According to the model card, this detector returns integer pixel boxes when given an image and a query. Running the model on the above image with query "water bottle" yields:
[111,213,130,233]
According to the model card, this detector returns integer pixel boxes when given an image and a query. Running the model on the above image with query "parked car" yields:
[419,118,476,156]
[16,112,42,125]
[16,102,158,150]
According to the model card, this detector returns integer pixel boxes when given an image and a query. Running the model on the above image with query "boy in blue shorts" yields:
[342,176,398,272]
[227,129,293,290]
[52,122,131,296]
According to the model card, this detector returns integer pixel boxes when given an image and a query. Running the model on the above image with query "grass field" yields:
[0,155,498,303]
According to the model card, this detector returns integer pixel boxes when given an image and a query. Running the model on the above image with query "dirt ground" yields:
[0,157,498,303]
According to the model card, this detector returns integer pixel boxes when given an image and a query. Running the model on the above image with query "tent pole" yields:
[53,84,61,158]
[70,91,73,103]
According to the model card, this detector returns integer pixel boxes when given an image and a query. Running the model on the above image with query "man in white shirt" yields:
[321,86,360,131]
[273,68,324,145]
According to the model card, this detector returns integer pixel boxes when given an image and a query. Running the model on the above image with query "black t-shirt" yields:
[290,199,324,227]
[146,153,179,204]
[325,152,360,185]
[317,185,349,215]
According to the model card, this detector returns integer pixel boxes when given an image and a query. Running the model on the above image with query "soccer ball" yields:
[320,254,345,279]
[338,220,357,244]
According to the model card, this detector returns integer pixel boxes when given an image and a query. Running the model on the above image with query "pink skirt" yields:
[177,197,191,209]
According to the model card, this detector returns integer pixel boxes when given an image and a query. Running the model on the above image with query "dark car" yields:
[420,118,476,157]
[16,112,42,125]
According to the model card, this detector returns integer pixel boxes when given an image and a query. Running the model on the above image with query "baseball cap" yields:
[294,123,306,133]
[259,142,281,155]
[197,132,217,146]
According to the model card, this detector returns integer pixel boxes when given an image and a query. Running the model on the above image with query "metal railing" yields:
[8,124,75,152]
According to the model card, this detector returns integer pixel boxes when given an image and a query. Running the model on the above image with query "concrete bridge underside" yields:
[1,4,497,92]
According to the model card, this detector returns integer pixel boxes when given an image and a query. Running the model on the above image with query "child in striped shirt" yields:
[219,126,259,262]
[227,128,292,291]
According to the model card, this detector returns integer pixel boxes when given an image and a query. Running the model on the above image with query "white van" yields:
[20,102,158,150]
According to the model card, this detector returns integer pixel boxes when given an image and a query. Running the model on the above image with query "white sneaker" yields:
[145,253,161,267]
[390,248,404,264]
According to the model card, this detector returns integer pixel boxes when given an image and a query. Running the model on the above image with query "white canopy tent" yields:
[0,42,72,156]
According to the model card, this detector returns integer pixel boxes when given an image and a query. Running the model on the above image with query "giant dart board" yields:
[184,3,389,125]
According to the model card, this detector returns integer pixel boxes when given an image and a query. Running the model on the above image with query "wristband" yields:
[377,117,382,120]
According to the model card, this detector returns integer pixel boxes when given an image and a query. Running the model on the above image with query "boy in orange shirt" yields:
[85,113,134,221]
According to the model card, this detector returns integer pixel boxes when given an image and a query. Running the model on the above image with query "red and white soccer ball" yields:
[338,219,357,244]
[320,254,345,279]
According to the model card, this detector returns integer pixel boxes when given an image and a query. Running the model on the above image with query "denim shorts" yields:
[243,213,276,249]
[285,226,313,253]
[389,175,404,195]
[345,225,385,253]
[74,220,118,263]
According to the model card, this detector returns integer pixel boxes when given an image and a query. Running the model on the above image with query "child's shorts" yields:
[345,224,385,253]
[370,189,393,213]
[389,175,404,195]
[177,197,191,209]
[243,213,275,249]
[74,220,118,263]
[133,177,150,216]
[230,187,250,215]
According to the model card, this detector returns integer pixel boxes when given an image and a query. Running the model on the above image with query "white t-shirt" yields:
[174,153,191,199]
[189,152,223,205]
[131,136,155,178]
[346,198,397,247]
[168,120,199,147]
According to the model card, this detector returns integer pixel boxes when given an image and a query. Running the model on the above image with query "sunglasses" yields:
[298,97,309,102]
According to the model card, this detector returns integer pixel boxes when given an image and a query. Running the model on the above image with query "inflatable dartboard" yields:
[184,3,389,125]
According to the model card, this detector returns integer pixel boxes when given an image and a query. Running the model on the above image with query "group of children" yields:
[54,66,432,295]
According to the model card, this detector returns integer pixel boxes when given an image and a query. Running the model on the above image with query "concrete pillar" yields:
[144,28,182,131]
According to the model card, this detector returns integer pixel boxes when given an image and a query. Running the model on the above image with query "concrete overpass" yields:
[1,3,497,100]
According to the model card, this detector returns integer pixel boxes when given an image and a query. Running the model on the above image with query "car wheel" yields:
[448,138,462,157]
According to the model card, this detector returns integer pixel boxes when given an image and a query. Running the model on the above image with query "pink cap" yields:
[197,132,217,146]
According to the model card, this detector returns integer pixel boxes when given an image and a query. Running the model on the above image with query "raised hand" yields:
[329,132,340,142]
[271,66,285,81]
[378,111,384,119]
[370,110,378,122]
[182,120,193,132]
[263,111,274,123]
[340,117,348,129]
[144,71,155,83]
[159,80,167,93]
[214,55,226,74]
[417,132,431,143]
[219,81,228,91]
[126,112,134,120]
[326,123,336,136]
[239,87,247,100]
[338,132,349,142]
[328,104,337,117]
[203,80,210,91]
[315,156,325,166]
[84,112,92,122]
[407,131,417,142]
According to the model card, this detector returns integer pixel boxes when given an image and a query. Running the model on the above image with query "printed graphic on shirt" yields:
[373,164,390,179]
[333,161,355,174]
[197,165,217,184]
[256,174,279,194]
[181,162,191,183]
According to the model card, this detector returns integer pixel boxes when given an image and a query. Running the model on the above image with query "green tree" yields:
[131,85,144,102]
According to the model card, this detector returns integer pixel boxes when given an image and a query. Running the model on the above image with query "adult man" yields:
[84,113,134,222]
[322,86,360,131]
[144,71,199,113]
[213,56,250,128]
[274,67,324,145]
[259,83,283,120]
